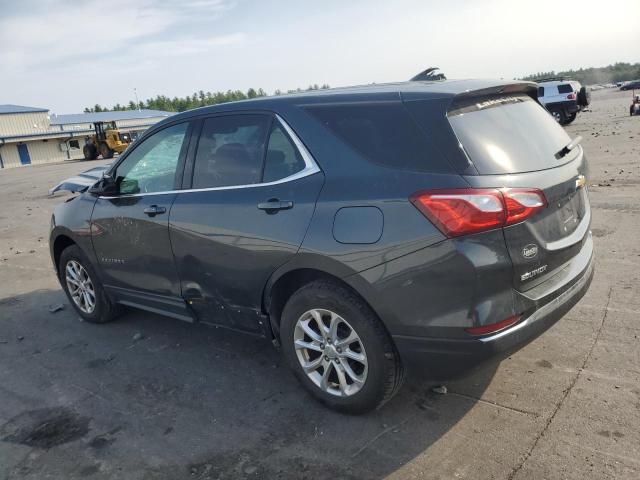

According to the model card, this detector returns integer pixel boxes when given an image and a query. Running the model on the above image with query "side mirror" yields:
[88,174,118,195]
[119,178,140,195]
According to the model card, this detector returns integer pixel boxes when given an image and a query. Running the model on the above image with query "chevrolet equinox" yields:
[50,80,594,413]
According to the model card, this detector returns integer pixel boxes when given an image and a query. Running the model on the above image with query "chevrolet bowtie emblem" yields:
[575,175,586,189]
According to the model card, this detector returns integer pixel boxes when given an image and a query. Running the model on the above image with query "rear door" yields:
[169,113,324,333]
[445,94,590,291]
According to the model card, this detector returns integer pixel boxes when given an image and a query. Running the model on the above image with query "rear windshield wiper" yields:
[555,135,582,160]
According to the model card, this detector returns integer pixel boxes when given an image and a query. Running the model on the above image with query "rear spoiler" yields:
[447,82,539,115]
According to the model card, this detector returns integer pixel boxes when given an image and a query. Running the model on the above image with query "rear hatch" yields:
[446,91,590,291]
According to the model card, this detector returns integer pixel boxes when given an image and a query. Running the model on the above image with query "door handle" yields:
[257,199,294,212]
[143,205,167,217]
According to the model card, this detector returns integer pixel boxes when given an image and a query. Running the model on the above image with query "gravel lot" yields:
[0,89,639,479]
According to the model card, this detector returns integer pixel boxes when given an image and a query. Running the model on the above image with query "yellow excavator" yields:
[83,121,132,160]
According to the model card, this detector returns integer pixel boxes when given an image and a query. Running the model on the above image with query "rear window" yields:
[557,84,573,94]
[305,102,447,172]
[448,95,573,174]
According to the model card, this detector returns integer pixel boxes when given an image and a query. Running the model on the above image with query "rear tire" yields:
[59,245,120,324]
[564,112,577,124]
[100,143,114,159]
[83,144,97,160]
[550,109,565,124]
[280,280,404,413]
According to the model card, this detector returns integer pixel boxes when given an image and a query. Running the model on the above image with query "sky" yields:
[0,0,638,114]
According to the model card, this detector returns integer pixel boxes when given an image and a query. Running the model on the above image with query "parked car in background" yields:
[621,80,640,91]
[50,79,594,413]
[537,78,590,124]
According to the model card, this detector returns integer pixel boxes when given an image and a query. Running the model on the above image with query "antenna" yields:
[410,67,446,82]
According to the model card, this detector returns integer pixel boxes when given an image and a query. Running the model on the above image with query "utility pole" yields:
[134,88,141,111]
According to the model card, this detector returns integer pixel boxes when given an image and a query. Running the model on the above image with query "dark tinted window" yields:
[448,95,573,174]
[537,86,544,97]
[263,124,306,182]
[192,115,270,188]
[305,102,437,171]
[557,84,573,94]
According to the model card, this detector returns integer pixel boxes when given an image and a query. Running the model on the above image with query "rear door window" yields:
[262,124,306,182]
[305,102,448,172]
[192,114,271,189]
[557,84,573,94]
[448,95,573,174]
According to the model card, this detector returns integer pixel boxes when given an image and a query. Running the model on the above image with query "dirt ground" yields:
[0,89,639,479]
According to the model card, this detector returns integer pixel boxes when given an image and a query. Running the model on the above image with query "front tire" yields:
[83,144,97,160]
[59,245,119,324]
[280,280,404,413]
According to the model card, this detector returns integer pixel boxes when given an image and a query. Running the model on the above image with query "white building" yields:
[0,105,172,169]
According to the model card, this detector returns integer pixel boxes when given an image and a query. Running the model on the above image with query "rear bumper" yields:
[393,250,594,379]
[545,100,580,114]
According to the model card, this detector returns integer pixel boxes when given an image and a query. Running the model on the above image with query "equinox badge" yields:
[521,265,547,281]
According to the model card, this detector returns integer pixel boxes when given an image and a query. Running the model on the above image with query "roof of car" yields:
[260,79,531,98]
[166,79,537,122]
[537,79,581,87]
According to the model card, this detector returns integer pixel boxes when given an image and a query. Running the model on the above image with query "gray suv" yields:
[50,80,594,413]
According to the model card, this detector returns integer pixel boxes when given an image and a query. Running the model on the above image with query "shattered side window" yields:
[115,122,188,194]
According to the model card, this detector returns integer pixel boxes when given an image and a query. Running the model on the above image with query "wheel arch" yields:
[263,254,384,342]
[52,233,77,276]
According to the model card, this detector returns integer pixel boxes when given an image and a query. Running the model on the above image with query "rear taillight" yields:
[410,188,547,237]
[502,189,547,225]
[567,93,576,100]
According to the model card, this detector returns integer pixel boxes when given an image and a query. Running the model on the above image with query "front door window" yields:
[115,122,189,194]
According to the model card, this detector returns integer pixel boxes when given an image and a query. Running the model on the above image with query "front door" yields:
[91,121,193,319]
[17,144,31,165]
[169,113,324,333]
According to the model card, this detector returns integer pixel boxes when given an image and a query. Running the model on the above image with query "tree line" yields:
[521,62,640,85]
[84,84,331,113]
[84,61,640,113]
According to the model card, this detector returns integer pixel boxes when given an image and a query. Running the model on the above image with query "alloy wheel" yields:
[293,308,368,397]
[65,260,96,314]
